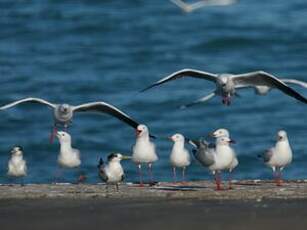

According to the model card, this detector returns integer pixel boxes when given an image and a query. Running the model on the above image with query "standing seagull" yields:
[258,130,293,186]
[0,98,141,142]
[190,136,237,190]
[141,69,307,106]
[56,131,86,182]
[132,124,158,186]
[7,146,27,178]
[170,0,237,13]
[169,133,191,183]
[97,153,131,192]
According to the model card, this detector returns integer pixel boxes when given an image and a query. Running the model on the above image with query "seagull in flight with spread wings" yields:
[141,69,307,107]
[0,98,140,142]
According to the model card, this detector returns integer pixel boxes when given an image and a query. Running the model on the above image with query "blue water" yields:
[0,0,306,184]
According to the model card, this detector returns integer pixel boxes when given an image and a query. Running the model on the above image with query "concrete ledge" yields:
[1,180,307,200]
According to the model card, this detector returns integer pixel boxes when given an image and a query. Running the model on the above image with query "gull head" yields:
[211,128,230,138]
[59,104,71,114]
[169,133,185,143]
[136,124,149,138]
[216,136,235,146]
[56,131,71,143]
[277,130,288,142]
[10,146,23,156]
[107,153,131,162]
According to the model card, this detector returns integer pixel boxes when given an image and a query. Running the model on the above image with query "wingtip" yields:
[140,85,154,93]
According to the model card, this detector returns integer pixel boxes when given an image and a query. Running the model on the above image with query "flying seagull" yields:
[258,130,293,186]
[170,0,237,13]
[0,98,140,142]
[180,78,307,108]
[141,69,307,106]
[98,153,131,192]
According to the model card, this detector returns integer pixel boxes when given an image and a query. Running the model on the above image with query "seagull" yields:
[141,69,307,107]
[169,133,191,183]
[0,98,141,143]
[132,124,158,186]
[189,135,237,190]
[7,146,27,178]
[181,78,307,108]
[258,130,293,186]
[55,131,86,182]
[98,153,131,192]
[170,0,237,13]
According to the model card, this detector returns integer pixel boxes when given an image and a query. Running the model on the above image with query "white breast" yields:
[267,141,292,169]
[210,145,235,171]
[170,143,191,168]
[105,162,124,183]
[132,138,158,164]
[58,147,81,168]
[8,155,27,177]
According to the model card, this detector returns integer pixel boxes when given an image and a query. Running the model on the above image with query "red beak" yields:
[136,129,142,137]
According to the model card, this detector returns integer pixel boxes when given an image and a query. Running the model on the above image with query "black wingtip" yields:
[140,86,152,93]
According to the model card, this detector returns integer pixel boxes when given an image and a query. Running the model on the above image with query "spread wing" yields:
[233,71,307,104]
[0,97,56,110]
[141,68,218,92]
[73,102,139,129]
[282,79,307,88]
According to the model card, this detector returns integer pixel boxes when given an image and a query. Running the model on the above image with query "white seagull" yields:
[56,131,81,168]
[169,133,191,183]
[190,134,238,190]
[141,69,307,107]
[7,146,27,178]
[55,131,86,182]
[98,153,131,192]
[0,98,141,143]
[181,79,307,108]
[258,130,293,186]
[170,0,237,13]
[132,124,158,186]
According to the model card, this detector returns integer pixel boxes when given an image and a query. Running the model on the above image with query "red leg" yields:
[276,170,283,186]
[49,125,57,144]
[137,164,144,187]
[214,172,222,191]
